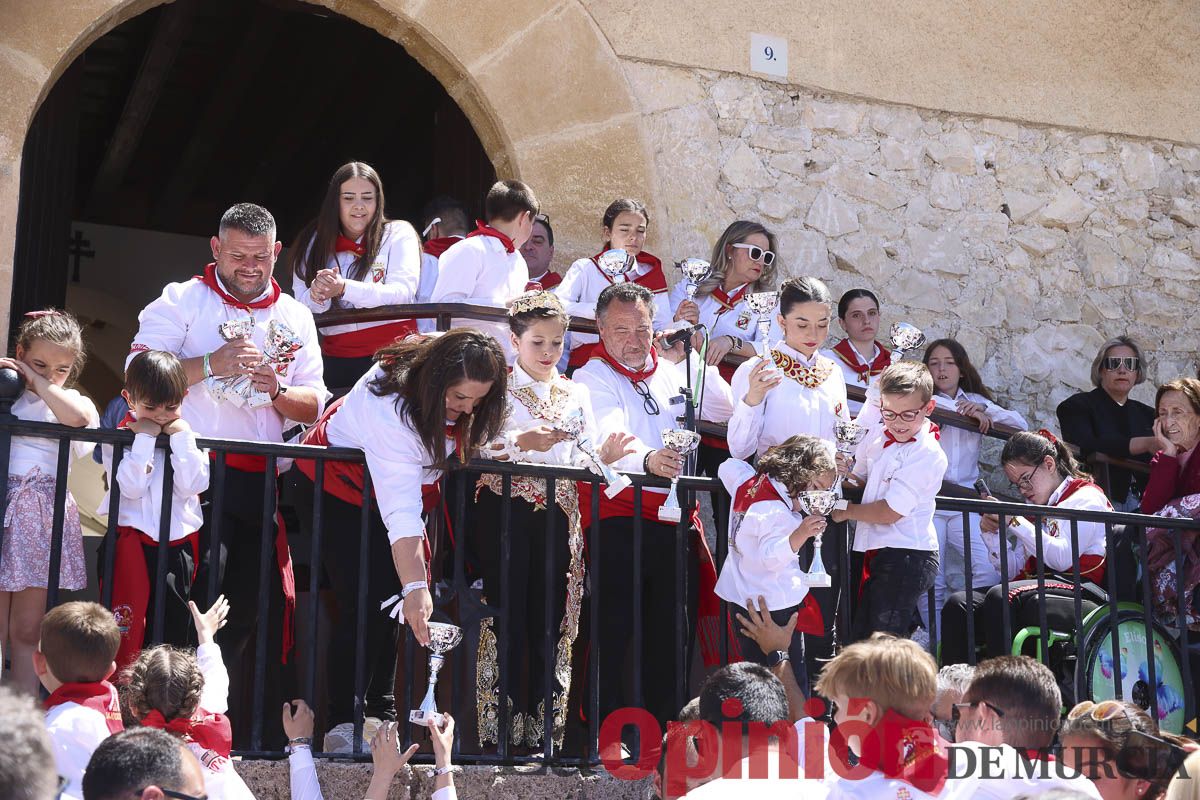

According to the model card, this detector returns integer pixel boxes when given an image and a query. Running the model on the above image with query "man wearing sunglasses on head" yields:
[1057,336,1157,511]
[82,728,207,800]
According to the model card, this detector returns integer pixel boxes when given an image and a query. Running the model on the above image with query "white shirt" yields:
[727,343,849,460]
[45,691,116,800]
[987,477,1111,576]
[932,389,1027,489]
[10,389,98,477]
[942,742,1101,799]
[573,351,734,492]
[430,234,528,360]
[851,419,948,552]
[667,282,764,345]
[820,340,888,416]
[324,365,451,543]
[100,429,209,540]
[714,459,812,611]
[685,756,828,799]
[291,220,422,336]
[554,256,673,352]
[494,363,603,467]
[128,272,327,446]
[415,238,461,333]
[188,642,253,800]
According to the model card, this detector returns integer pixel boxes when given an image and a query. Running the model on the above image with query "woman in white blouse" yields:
[474,291,634,751]
[289,161,422,389]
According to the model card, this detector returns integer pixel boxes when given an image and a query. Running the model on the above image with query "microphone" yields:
[662,324,705,348]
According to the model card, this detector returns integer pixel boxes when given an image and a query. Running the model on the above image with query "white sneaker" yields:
[323,722,367,754]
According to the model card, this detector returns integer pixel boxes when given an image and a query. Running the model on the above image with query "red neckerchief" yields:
[1015,479,1108,582]
[117,411,136,430]
[446,421,466,464]
[590,250,668,292]
[832,339,892,383]
[195,263,281,311]
[589,340,658,383]
[831,709,947,795]
[45,681,124,734]
[1055,478,1100,505]
[466,220,515,254]
[141,709,233,758]
[883,422,940,448]
[422,236,462,258]
[335,235,365,256]
[712,283,750,315]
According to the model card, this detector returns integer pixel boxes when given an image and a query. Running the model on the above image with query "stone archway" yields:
[0,0,658,333]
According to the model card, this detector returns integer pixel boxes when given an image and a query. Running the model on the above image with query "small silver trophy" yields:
[834,420,867,463]
[676,258,712,299]
[555,407,632,499]
[596,248,633,280]
[889,322,926,363]
[410,622,463,727]
[745,291,779,362]
[658,428,702,523]
[797,490,841,588]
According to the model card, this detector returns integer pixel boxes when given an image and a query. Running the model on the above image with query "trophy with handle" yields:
[555,406,632,499]
[596,248,634,280]
[676,258,712,299]
[796,490,842,588]
[745,291,779,363]
[834,420,867,468]
[889,322,926,363]
[409,622,463,727]
[657,427,702,523]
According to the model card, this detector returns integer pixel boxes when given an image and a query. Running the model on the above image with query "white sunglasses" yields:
[731,243,776,266]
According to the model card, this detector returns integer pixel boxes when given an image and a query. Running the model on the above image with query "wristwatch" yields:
[765,650,790,669]
[285,736,312,754]
[271,384,289,400]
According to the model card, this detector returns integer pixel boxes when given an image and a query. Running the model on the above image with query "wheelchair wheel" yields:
[1075,608,1189,734]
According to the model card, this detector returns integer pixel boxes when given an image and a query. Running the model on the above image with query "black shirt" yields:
[1056,387,1154,503]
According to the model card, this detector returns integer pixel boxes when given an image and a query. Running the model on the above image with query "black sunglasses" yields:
[951,700,1006,724]
[137,789,208,800]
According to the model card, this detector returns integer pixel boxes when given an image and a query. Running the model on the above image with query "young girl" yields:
[821,289,891,414]
[668,220,779,381]
[554,199,676,369]
[727,276,849,460]
[0,310,98,694]
[472,291,634,750]
[940,430,1112,664]
[921,338,1027,643]
[292,329,507,753]
[716,434,837,686]
[125,596,253,800]
[290,161,422,389]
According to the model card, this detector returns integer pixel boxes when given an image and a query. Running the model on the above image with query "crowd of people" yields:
[0,158,1197,798]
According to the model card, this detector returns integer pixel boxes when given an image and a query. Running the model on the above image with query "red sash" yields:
[466,221,516,253]
[142,708,232,759]
[731,475,824,635]
[320,320,418,358]
[526,271,562,291]
[831,339,891,384]
[45,682,124,735]
[335,235,365,256]
[832,709,948,795]
[590,250,668,293]
[422,236,462,258]
[194,263,281,311]
[1015,479,1109,583]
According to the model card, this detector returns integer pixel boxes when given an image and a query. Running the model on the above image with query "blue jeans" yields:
[852,548,939,640]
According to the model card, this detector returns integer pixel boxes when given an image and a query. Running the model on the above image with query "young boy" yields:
[102,350,209,669]
[814,634,946,798]
[429,179,539,361]
[832,361,946,640]
[35,601,124,799]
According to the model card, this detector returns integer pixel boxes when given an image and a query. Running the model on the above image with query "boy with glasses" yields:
[833,362,946,640]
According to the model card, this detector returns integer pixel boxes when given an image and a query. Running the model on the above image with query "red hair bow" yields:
[1037,428,1058,444]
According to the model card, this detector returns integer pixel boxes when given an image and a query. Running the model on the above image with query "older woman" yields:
[1057,336,1157,511]
[1061,700,1188,800]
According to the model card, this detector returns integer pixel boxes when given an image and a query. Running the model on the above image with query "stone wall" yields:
[628,61,1200,432]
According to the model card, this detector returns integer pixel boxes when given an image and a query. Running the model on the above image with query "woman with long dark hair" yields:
[290,162,422,389]
[293,329,507,753]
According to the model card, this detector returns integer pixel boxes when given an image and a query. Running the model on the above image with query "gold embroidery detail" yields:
[508,380,572,426]
[771,350,834,389]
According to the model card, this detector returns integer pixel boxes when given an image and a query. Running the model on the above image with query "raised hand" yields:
[188,595,229,645]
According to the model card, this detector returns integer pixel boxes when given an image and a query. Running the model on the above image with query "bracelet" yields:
[642,450,655,473]
[288,736,312,746]
[401,580,428,598]
[433,766,454,777]
[203,352,213,379]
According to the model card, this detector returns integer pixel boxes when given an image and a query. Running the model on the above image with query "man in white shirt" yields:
[128,202,326,747]
[417,197,470,333]
[82,728,207,800]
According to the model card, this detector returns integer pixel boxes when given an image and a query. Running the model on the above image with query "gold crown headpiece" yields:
[509,290,567,318]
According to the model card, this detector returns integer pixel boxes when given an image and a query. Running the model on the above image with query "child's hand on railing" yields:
[161,418,191,436]
[189,594,229,646]
[128,417,163,437]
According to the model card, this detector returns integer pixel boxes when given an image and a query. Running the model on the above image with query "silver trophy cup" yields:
[745,291,779,362]
[834,420,866,461]
[555,407,632,499]
[889,322,926,363]
[797,490,841,588]
[676,258,712,300]
[657,428,702,523]
[409,622,463,727]
[596,248,633,280]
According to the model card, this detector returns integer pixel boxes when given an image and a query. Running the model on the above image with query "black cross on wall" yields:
[68,229,95,283]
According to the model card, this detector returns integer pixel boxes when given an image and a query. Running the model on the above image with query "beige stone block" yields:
[1077,134,1110,154]
[710,75,770,122]
[1169,197,1199,227]
[1120,142,1159,191]
[958,212,1010,243]
[880,138,924,171]
[830,233,896,284]
[1113,196,1149,224]
[770,151,810,177]
[996,162,1053,193]
[749,126,813,153]
[1147,245,1197,280]
[1079,233,1130,287]
[721,141,773,189]
[1148,218,1175,240]
[804,102,861,135]
[777,228,830,276]
[980,118,1020,141]
[1055,154,1084,183]
[928,172,963,211]
[927,130,976,175]
[804,189,859,237]
[831,169,907,210]
[887,267,944,311]
[1175,146,1200,172]
[1001,188,1044,223]
[907,225,969,275]
[756,192,795,221]
[1012,227,1064,258]
[1037,187,1095,229]
[869,106,925,141]
[621,61,707,114]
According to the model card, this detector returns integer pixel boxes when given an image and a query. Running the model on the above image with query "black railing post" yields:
[543,475,557,761]
[100,445,123,608]
[997,512,1012,652]
[632,486,644,719]
[0,367,21,576]
[45,440,71,609]
[250,455,277,752]
[151,453,175,643]
[498,472,513,761]
[352,466,373,756]
[305,459,325,708]
[1105,523,1122,700]
[1033,516,1049,663]
[1137,525,1159,722]
[1174,523,1195,723]
[588,479,601,764]
[207,454,227,602]
[959,510,971,662]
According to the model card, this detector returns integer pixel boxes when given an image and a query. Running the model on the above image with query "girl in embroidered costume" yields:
[0,309,98,695]
[821,288,892,411]
[727,276,849,461]
[472,291,635,751]
[920,338,1027,647]
[290,161,423,389]
[941,430,1113,664]
[292,329,507,753]
[123,596,255,800]
[555,199,675,369]
[716,434,837,688]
